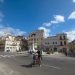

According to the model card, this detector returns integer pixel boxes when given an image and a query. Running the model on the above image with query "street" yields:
[0,54,75,75]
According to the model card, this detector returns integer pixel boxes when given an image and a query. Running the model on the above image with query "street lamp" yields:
[32,33,36,52]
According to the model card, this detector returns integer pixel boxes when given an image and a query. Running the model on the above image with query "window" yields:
[6,47,9,49]
[55,42,57,44]
[63,36,66,40]
[45,42,47,44]
[53,42,54,44]
[45,42,49,45]
[60,36,62,40]
[64,41,66,45]
[48,42,49,44]
[10,47,12,49]
[60,41,63,46]
[54,48,57,51]
[31,33,36,37]
[53,42,57,44]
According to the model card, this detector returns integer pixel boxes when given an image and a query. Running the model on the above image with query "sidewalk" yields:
[0,51,29,57]
[43,52,75,60]
[42,52,65,57]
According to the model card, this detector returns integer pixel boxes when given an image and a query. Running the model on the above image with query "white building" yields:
[5,35,21,52]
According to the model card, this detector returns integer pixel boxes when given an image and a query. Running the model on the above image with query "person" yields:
[31,52,39,67]
[37,50,42,67]
[32,53,36,65]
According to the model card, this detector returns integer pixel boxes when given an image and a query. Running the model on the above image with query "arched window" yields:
[60,41,63,46]
[60,36,62,40]
[64,41,66,45]
[63,36,66,40]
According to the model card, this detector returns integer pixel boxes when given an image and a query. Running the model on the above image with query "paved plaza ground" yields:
[0,52,75,75]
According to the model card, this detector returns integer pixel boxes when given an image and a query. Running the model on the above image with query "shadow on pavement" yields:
[21,62,40,68]
[21,63,34,68]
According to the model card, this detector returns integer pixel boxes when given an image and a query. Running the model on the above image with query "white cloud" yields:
[0,0,4,3]
[38,15,65,37]
[68,11,75,19]
[38,26,50,38]
[73,0,75,3]
[52,15,65,23]
[42,15,65,28]
[0,26,26,36]
[43,22,51,27]
[66,30,75,42]
[14,29,26,36]
[51,20,58,24]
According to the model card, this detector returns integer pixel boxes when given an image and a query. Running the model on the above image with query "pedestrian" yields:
[32,53,36,65]
[37,50,42,67]
[32,52,39,66]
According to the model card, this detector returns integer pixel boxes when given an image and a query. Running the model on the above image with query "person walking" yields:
[32,52,38,66]
[37,50,42,67]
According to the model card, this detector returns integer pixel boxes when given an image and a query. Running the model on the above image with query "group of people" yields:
[32,50,42,67]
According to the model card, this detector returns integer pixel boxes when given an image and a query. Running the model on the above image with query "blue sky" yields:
[0,0,75,41]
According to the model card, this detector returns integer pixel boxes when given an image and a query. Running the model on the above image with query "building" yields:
[15,36,28,51]
[43,33,68,53]
[4,35,28,52]
[5,35,21,52]
[57,33,69,53]
[28,30,44,51]
[0,37,5,52]
[43,36,58,52]
[28,30,68,53]
[68,40,75,53]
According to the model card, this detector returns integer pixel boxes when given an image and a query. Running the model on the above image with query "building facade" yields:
[5,35,21,52]
[68,40,75,53]
[43,33,68,53]
[28,30,44,51]
[15,36,28,51]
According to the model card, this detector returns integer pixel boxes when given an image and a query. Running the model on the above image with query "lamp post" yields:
[32,37,35,51]
[32,33,36,52]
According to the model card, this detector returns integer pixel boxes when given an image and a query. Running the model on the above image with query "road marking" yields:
[42,64,61,70]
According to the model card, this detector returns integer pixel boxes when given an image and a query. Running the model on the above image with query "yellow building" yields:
[43,33,68,53]
[68,40,75,52]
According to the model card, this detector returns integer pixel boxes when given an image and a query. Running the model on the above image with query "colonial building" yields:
[43,33,68,53]
[15,36,28,51]
[5,35,21,52]
[4,35,28,52]
[68,40,75,53]
[28,30,44,51]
